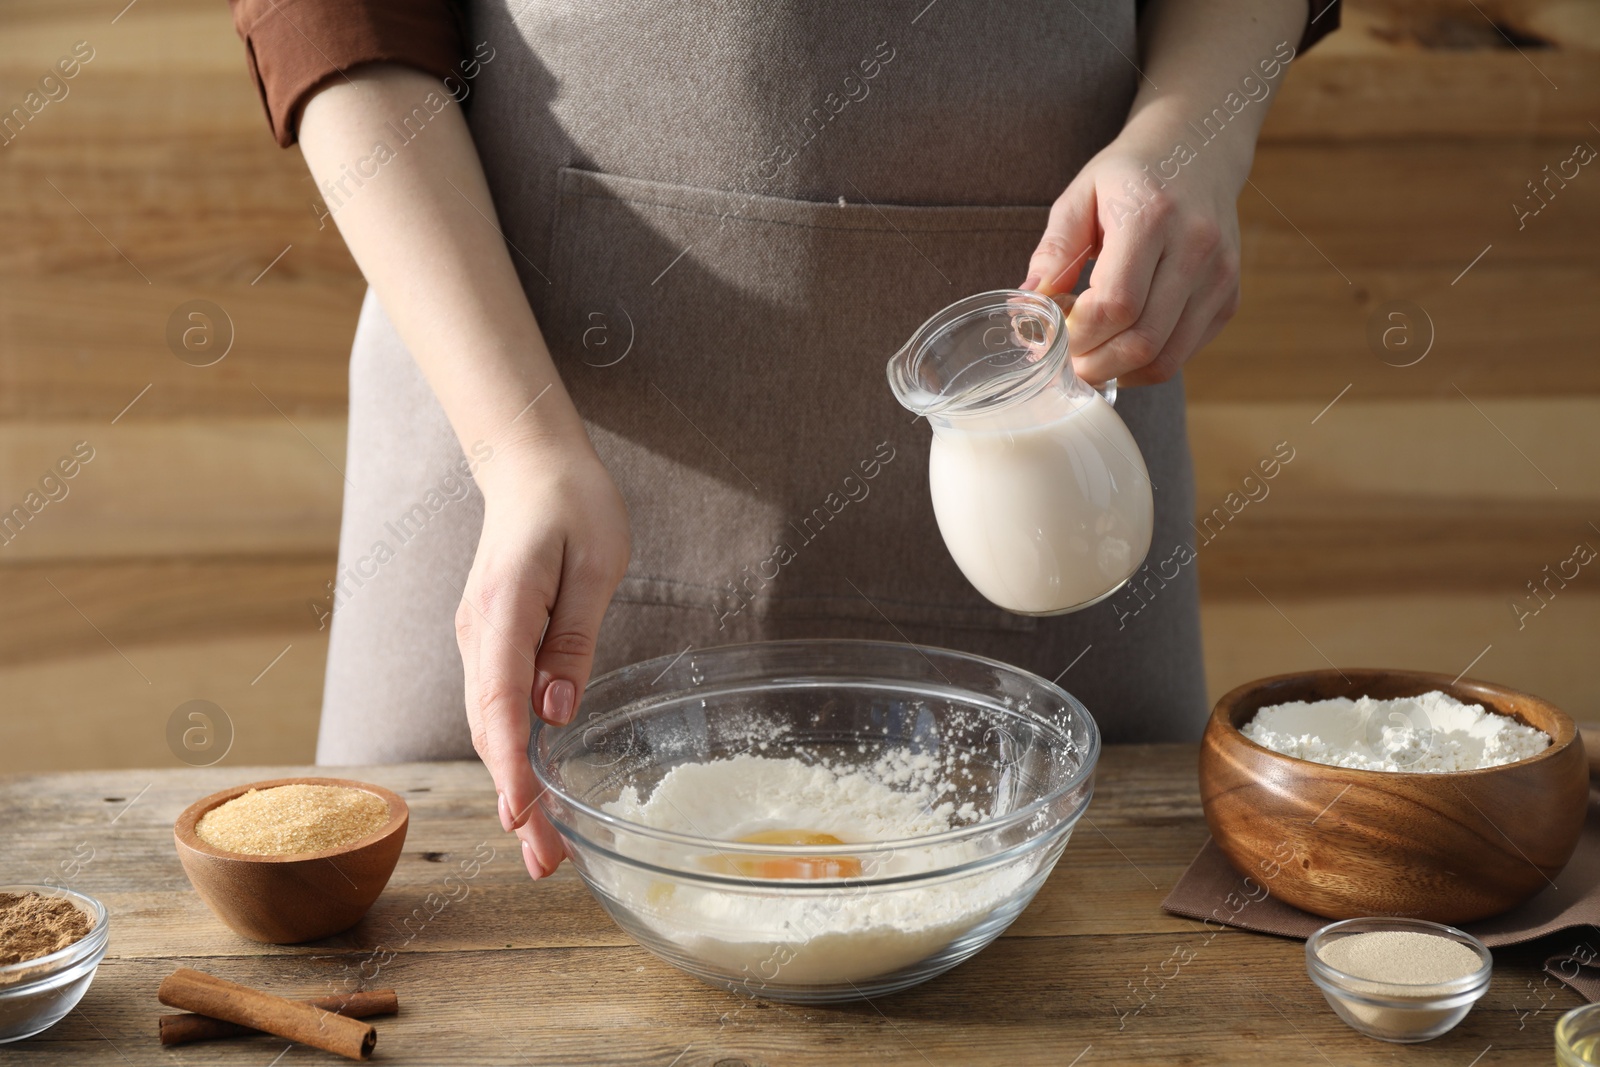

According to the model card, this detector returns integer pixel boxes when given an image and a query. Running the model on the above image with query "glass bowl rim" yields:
[531,638,1101,855]
[1557,1001,1600,1056]
[0,884,109,990]
[1305,916,1492,1000]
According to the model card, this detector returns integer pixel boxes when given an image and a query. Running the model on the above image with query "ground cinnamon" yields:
[0,891,90,967]
[158,989,397,1046]
[157,968,377,1060]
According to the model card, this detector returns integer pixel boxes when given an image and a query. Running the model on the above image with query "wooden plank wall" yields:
[1192,0,1600,724]
[0,0,1594,771]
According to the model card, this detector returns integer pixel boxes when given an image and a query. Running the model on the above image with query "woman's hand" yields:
[298,66,633,880]
[457,437,631,879]
[1023,121,1243,388]
[1019,0,1315,387]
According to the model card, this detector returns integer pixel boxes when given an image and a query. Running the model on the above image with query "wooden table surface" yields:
[1,746,1581,1065]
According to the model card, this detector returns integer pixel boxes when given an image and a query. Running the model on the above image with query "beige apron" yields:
[317,0,1206,762]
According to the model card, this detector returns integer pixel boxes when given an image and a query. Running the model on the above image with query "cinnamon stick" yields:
[159,989,397,1046]
[157,968,377,1060]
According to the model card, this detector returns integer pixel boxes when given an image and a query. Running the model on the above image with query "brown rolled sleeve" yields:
[228,0,466,147]
[1297,0,1341,53]
[1135,0,1342,55]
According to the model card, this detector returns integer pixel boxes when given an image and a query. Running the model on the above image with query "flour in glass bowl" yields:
[1241,690,1551,772]
[597,753,1036,986]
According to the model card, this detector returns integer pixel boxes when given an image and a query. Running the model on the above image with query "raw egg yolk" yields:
[710,829,863,879]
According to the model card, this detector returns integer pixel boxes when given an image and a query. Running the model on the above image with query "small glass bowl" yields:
[1306,917,1491,1043]
[0,885,109,1043]
[1557,1002,1600,1065]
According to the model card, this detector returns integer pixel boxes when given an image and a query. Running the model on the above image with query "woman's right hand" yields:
[456,435,631,880]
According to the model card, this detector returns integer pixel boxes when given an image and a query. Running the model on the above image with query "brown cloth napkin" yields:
[1162,785,1600,1000]
[1545,951,1600,1004]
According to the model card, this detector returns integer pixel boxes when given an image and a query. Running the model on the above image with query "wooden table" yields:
[2,746,1581,1065]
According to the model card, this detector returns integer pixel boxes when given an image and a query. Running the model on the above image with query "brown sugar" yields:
[195,784,389,856]
[0,892,92,967]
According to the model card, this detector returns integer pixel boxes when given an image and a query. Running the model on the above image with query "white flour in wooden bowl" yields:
[1241,690,1551,772]
[595,753,1038,986]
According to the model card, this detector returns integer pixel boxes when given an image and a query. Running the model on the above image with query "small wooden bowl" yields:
[174,777,409,944]
[1200,669,1588,925]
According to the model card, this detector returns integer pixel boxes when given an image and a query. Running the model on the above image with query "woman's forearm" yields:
[1024,0,1312,383]
[1125,0,1310,189]
[297,64,585,491]
[298,64,632,878]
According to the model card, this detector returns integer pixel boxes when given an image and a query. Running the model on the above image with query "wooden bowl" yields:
[1200,668,1588,925]
[174,777,409,944]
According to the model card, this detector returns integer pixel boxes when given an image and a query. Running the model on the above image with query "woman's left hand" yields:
[1022,120,1245,388]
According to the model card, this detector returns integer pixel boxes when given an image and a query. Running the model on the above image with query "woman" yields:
[229,0,1337,880]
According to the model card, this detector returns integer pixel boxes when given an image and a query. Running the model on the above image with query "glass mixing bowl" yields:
[531,639,1098,1002]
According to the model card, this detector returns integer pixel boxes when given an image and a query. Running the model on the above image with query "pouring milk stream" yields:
[887,290,1154,615]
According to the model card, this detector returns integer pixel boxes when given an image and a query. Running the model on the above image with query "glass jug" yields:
[887,290,1153,616]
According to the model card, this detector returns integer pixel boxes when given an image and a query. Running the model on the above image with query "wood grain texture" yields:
[0,751,1581,1065]
[0,632,326,771]
[11,395,1589,568]
[0,557,333,665]
[7,257,1599,420]
[0,0,1596,814]
[1189,263,1600,402]
[1261,1,1600,140]
[1261,48,1600,140]
[10,142,1595,273]
[1238,141,1599,272]
[1188,399,1600,501]
[0,419,345,560]
[1200,668,1588,923]
[0,278,364,419]
[1193,497,1600,597]
[1199,593,1600,721]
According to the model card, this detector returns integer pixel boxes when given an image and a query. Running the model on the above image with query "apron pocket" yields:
[545,166,1051,635]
